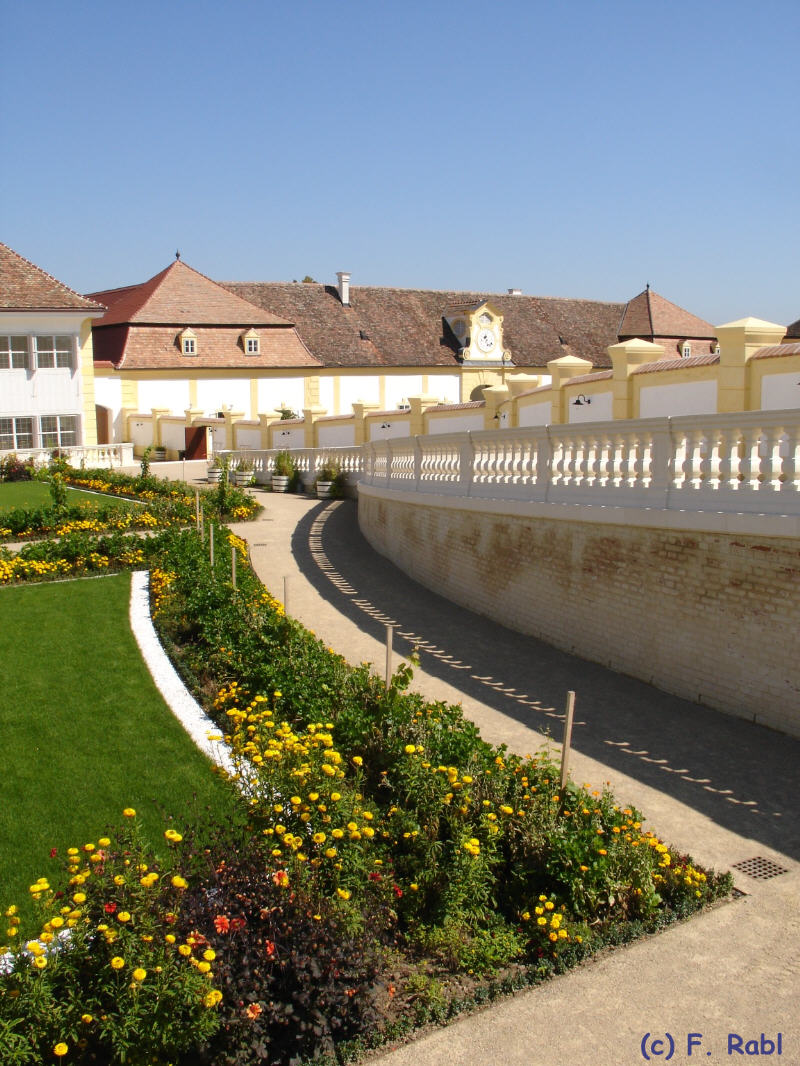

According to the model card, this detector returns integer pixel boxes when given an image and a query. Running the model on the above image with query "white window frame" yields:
[182,337,196,355]
[0,336,30,370]
[39,414,79,449]
[246,336,260,354]
[681,342,692,359]
[34,335,74,370]
[0,416,35,450]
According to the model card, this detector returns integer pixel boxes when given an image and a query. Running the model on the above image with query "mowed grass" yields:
[0,573,241,929]
[0,480,132,513]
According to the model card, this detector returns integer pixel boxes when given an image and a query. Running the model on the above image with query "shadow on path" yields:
[289,499,800,862]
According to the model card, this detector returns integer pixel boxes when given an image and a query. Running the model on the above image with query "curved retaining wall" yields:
[358,483,800,737]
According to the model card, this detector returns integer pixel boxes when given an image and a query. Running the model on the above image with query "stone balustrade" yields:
[1,443,135,469]
[361,410,800,517]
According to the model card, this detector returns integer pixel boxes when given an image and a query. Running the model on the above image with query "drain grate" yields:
[731,856,789,881]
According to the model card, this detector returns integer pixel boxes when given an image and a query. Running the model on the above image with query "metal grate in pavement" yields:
[731,856,789,881]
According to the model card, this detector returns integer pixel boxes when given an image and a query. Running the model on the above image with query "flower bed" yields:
[0,520,732,1064]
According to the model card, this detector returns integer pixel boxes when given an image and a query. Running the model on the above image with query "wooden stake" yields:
[385,625,393,688]
[232,544,237,588]
[283,575,289,617]
[210,524,215,567]
[195,488,200,527]
[559,690,576,795]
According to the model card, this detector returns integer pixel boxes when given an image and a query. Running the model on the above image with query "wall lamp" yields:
[279,430,291,437]
[380,422,391,429]
[572,394,591,406]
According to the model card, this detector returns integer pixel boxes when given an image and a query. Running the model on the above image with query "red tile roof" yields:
[750,342,800,360]
[0,242,104,312]
[223,281,625,370]
[618,287,716,341]
[92,324,320,371]
[89,260,290,327]
[632,353,720,375]
[786,319,800,338]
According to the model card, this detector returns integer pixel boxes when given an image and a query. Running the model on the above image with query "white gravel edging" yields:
[129,570,237,777]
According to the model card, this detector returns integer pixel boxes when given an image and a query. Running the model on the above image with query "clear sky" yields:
[2,0,798,326]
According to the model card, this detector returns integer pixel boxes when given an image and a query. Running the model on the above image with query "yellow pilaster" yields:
[715,318,786,413]
[606,339,664,419]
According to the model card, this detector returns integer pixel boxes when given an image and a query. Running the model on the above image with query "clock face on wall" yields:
[477,328,496,353]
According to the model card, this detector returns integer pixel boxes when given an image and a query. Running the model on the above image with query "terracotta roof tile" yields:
[786,318,800,339]
[618,288,715,341]
[632,353,720,375]
[0,242,104,312]
[223,281,624,370]
[563,370,613,386]
[90,260,290,327]
[94,325,320,370]
[750,342,800,360]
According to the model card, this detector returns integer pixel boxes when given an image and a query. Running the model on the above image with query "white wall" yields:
[161,421,188,451]
[517,400,551,427]
[428,375,461,404]
[368,422,411,441]
[568,391,613,423]
[197,378,251,416]
[339,375,381,411]
[761,372,800,410]
[318,422,356,446]
[427,413,484,434]
[235,425,262,449]
[272,426,305,448]
[639,380,717,418]
[257,376,305,417]
[385,376,423,409]
[318,376,335,413]
[138,379,191,414]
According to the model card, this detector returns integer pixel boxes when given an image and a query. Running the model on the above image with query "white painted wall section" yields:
[517,401,551,427]
[385,376,423,409]
[427,413,484,434]
[639,380,717,418]
[138,379,191,414]
[197,378,250,416]
[317,422,356,446]
[257,377,305,417]
[339,376,380,411]
[761,372,800,410]
[568,391,613,423]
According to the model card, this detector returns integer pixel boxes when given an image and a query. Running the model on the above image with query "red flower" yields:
[50,848,58,858]
[246,1003,262,1020]
[104,902,117,914]
[265,940,276,957]
[230,916,246,932]
[393,885,403,898]
[368,872,381,882]
[272,870,289,888]
[214,915,230,934]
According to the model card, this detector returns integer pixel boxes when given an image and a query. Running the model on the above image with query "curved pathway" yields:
[230,494,799,1066]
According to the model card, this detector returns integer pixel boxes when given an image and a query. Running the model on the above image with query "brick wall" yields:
[358,490,800,737]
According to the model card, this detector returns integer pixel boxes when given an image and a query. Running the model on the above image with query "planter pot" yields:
[316,480,333,498]
[207,467,223,483]
[153,447,167,462]
[234,470,252,487]
[272,474,290,493]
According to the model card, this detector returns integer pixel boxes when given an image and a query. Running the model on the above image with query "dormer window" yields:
[243,328,260,355]
[681,341,692,359]
[179,328,197,355]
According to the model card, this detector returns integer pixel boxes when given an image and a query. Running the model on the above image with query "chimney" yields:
[337,271,351,306]
[507,288,522,296]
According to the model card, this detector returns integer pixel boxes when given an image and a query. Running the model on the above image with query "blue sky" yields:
[2,0,798,325]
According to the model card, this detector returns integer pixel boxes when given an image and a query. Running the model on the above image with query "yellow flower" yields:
[352,756,363,766]
[111,957,125,970]
[171,875,188,889]
[98,837,111,847]
[197,961,211,973]
[81,1013,93,1024]
[117,911,131,923]
[203,989,223,1007]
[123,808,136,818]
[132,968,146,982]
[178,944,192,957]
[203,949,216,961]
[404,744,416,754]
[33,956,48,970]
[337,888,352,900]
[54,1044,68,1058]
[330,792,341,802]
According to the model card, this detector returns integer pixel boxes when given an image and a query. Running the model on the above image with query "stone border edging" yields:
[129,570,237,776]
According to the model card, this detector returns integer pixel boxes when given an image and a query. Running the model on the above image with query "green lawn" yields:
[0,480,129,513]
[0,573,242,930]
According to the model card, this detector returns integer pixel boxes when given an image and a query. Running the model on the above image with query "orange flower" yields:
[214,915,230,934]
[272,870,289,888]
[246,1003,262,1019]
